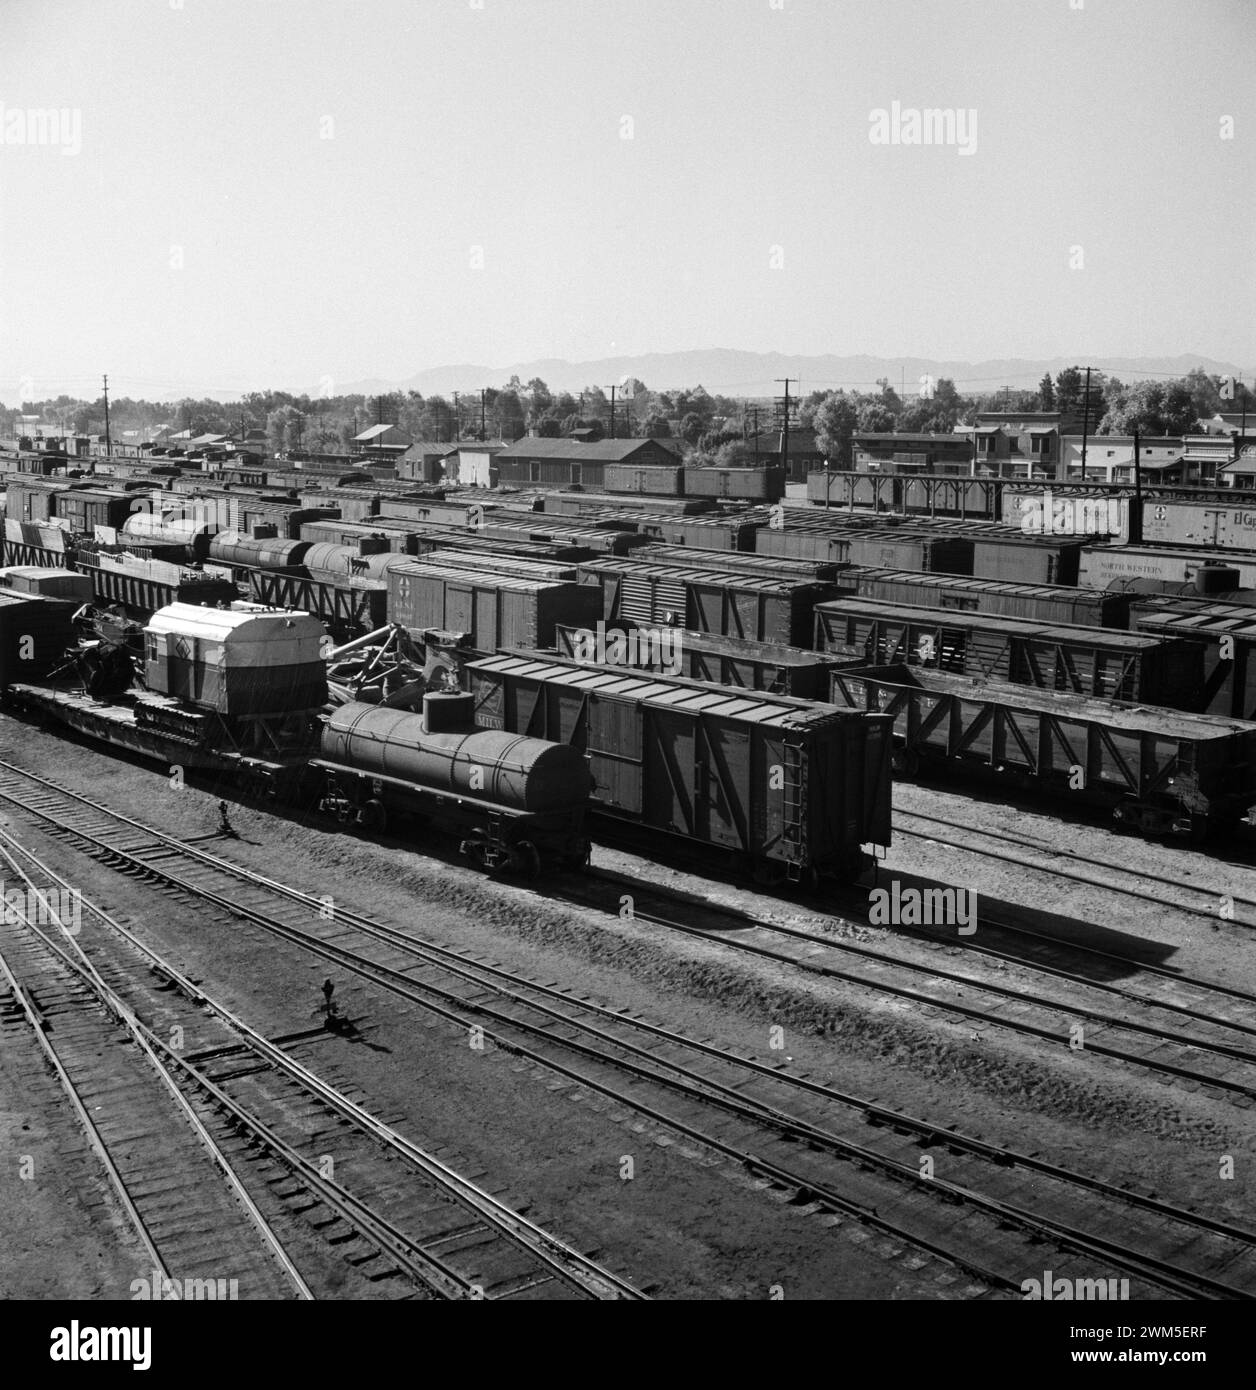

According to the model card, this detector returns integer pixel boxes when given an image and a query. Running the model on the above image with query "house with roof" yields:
[495,436,680,489]
[1218,439,1256,488]
[397,440,460,485]
[853,431,974,475]
[1058,435,1186,483]
[353,424,412,458]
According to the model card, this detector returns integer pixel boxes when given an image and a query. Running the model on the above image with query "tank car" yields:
[312,692,593,874]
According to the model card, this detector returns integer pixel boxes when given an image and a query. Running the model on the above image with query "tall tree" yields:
[1038,374,1055,410]
[813,391,858,464]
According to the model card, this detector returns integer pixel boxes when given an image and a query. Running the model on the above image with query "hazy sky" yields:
[1,0,1253,401]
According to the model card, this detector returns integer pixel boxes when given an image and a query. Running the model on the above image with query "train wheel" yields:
[516,841,541,880]
[891,747,921,779]
[358,799,387,834]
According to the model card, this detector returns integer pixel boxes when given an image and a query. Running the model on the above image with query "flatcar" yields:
[830,662,1256,838]
[467,651,893,883]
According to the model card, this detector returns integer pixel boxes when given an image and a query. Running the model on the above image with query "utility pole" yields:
[1132,428,1143,543]
[1080,366,1092,482]
[102,373,112,462]
[452,391,460,442]
[775,378,796,486]
[480,389,487,441]
[605,385,617,440]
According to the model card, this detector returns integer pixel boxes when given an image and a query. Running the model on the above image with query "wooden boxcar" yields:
[632,543,847,583]
[622,513,763,551]
[1078,545,1256,592]
[578,558,836,647]
[814,598,1201,706]
[0,591,79,681]
[467,652,893,881]
[603,463,685,497]
[554,623,839,699]
[1140,498,1256,553]
[1129,600,1256,720]
[829,663,1256,837]
[542,490,713,517]
[54,487,137,535]
[683,465,786,503]
[832,568,1132,628]
[387,563,601,651]
[756,521,974,574]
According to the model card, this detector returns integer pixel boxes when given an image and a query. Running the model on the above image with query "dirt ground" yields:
[1,717,1253,1300]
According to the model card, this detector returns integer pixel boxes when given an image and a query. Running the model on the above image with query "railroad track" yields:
[576,864,1256,1109]
[0,759,1252,1299]
[0,830,641,1302]
[893,807,1256,930]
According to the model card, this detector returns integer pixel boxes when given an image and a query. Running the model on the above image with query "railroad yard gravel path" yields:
[3,721,1253,1299]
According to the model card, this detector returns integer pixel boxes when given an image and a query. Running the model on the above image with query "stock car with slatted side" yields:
[829,663,1256,839]
[813,598,1202,706]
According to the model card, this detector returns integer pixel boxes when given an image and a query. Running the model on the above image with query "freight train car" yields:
[1129,601,1256,721]
[387,563,601,651]
[72,548,239,617]
[553,624,838,699]
[999,487,1131,540]
[0,590,80,679]
[1078,545,1256,592]
[244,568,387,641]
[829,663,1256,838]
[410,549,578,583]
[120,512,221,561]
[814,598,1201,705]
[467,652,892,882]
[756,521,974,574]
[579,558,837,647]
[2,518,72,569]
[632,543,847,583]
[832,568,1131,627]
[314,693,593,873]
[683,465,786,503]
[54,487,137,535]
[619,513,763,551]
[541,491,714,518]
[1140,499,1256,552]
[4,476,72,523]
[206,531,313,572]
[603,463,685,497]
[807,471,1003,520]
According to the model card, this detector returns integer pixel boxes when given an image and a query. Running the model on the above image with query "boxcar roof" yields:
[388,561,573,594]
[470,652,854,727]
[577,557,825,594]
[815,598,1164,648]
[852,568,1111,602]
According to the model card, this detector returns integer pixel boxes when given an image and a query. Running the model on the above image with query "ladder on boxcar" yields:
[780,742,809,882]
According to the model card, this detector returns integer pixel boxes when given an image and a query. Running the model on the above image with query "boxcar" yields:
[554,623,839,699]
[5,477,71,524]
[54,487,136,535]
[683,465,785,503]
[621,513,763,551]
[1078,545,1256,592]
[756,523,974,574]
[387,563,601,651]
[967,534,1087,586]
[412,549,577,584]
[633,543,847,583]
[814,598,1201,706]
[543,491,713,517]
[467,652,893,882]
[297,487,382,522]
[1130,600,1256,720]
[603,463,685,497]
[579,557,836,647]
[1140,499,1256,553]
[833,568,1132,628]
[829,663,1256,837]
[0,590,79,680]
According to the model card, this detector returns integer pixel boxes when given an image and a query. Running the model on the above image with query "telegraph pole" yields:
[605,385,617,440]
[1132,428,1143,543]
[1080,366,1092,481]
[452,391,461,441]
[480,389,487,441]
[775,378,796,484]
[102,373,112,461]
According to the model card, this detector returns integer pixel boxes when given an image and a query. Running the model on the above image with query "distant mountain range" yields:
[336,350,1249,401]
